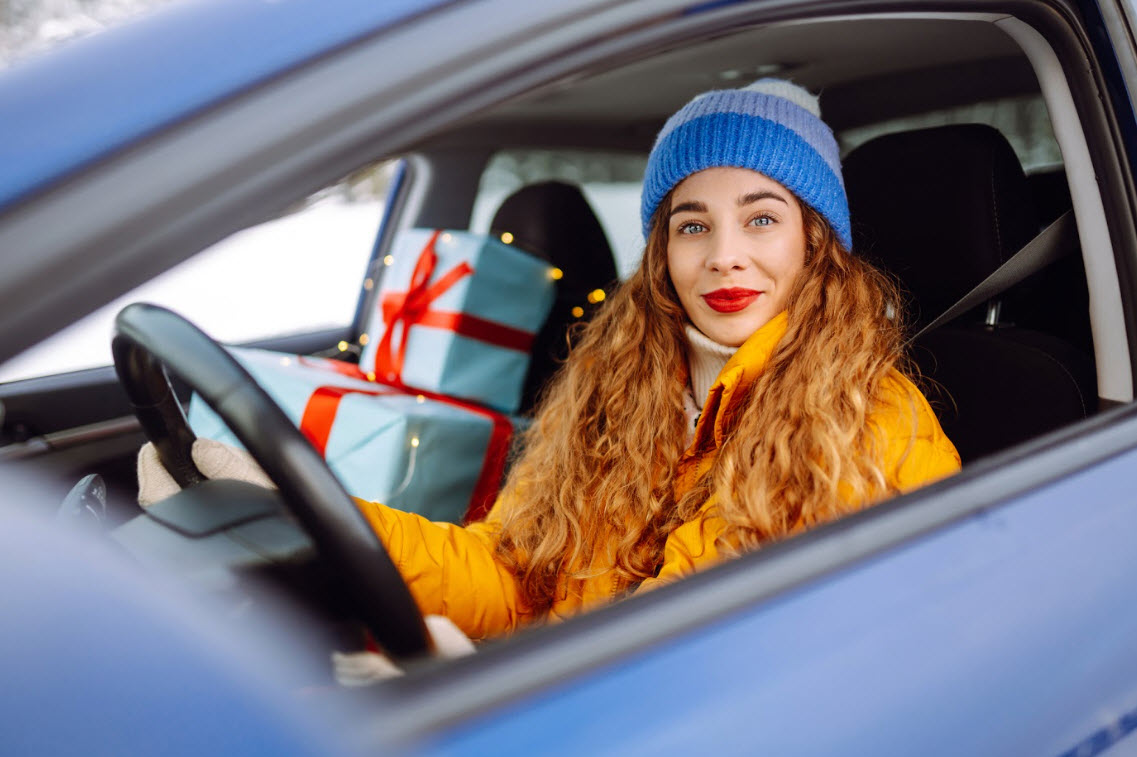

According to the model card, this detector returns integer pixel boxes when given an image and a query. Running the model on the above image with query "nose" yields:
[705,227,748,273]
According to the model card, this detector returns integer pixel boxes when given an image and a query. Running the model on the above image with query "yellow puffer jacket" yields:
[355,312,961,639]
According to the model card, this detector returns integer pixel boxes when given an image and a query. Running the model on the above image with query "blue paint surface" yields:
[0,501,343,756]
[0,0,451,212]
[424,446,1137,755]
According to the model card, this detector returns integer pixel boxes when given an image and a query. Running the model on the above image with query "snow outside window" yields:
[0,162,396,383]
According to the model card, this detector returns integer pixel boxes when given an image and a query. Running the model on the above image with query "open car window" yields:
[0,161,397,384]
[838,93,1062,171]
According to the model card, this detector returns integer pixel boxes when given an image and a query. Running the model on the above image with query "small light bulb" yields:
[363,278,374,291]
[410,436,420,448]
[366,371,377,382]
[416,394,426,403]
[337,341,349,352]
[441,233,453,243]
[279,357,292,366]
[383,255,394,266]
[550,267,563,280]
[500,232,514,244]
[358,333,370,346]
[587,289,606,304]
[571,306,584,318]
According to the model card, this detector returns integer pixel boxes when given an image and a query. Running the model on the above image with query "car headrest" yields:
[490,181,618,297]
[490,181,618,414]
[844,124,1037,325]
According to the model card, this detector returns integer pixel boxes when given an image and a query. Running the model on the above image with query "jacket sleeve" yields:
[352,498,527,639]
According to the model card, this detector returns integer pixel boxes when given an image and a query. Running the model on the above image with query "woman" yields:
[140,78,959,643]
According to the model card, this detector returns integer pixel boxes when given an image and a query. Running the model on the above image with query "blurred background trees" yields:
[1,0,170,67]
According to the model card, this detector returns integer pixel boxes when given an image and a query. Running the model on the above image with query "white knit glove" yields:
[332,615,476,685]
[137,438,277,507]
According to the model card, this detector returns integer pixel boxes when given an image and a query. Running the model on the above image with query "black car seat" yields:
[490,181,619,415]
[1014,166,1094,356]
[844,124,1096,462]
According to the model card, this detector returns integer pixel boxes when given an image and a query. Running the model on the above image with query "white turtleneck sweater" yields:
[683,324,737,441]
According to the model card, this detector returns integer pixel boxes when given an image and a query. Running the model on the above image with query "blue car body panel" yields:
[0,498,345,756]
[0,0,451,214]
[424,446,1137,755]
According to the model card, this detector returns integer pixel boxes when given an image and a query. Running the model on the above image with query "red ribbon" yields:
[299,385,399,456]
[295,355,511,523]
[372,230,536,383]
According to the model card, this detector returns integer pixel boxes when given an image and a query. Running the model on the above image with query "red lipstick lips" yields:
[702,287,761,313]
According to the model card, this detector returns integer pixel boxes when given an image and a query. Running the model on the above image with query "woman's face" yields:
[666,167,808,347]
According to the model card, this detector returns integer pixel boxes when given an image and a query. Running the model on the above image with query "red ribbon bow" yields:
[372,230,536,384]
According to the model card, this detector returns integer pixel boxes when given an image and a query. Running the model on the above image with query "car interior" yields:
[381,15,1111,460]
[0,8,1127,689]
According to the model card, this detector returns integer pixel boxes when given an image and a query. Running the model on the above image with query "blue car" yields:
[2,0,1137,754]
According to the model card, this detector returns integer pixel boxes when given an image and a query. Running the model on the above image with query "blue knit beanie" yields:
[641,78,851,250]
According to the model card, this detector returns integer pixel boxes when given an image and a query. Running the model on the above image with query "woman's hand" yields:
[137,438,277,507]
[332,615,476,684]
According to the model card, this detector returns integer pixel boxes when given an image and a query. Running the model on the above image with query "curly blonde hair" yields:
[492,193,912,616]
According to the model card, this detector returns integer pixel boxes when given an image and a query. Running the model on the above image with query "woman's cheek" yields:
[667,248,694,292]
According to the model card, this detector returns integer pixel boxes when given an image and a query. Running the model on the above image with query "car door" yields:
[3,0,1137,753]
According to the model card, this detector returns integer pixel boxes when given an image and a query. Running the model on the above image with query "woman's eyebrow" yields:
[669,200,706,217]
[738,190,788,206]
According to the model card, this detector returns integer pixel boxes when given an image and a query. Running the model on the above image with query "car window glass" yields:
[839,94,1061,171]
[0,161,397,384]
[469,150,648,278]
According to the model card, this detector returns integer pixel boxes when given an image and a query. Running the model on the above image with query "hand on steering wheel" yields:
[137,438,276,507]
[112,302,431,660]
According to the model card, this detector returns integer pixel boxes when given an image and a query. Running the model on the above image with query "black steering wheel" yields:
[112,303,431,660]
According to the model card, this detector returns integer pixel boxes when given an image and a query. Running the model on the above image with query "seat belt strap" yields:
[909,209,1077,344]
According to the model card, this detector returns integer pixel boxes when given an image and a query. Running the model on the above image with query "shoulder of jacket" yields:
[873,369,942,433]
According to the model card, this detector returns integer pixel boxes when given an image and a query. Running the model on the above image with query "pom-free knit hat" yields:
[641,78,851,250]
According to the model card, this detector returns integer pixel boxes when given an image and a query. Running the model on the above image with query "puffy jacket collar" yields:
[689,311,789,451]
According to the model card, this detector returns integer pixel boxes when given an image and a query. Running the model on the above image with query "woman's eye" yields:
[677,221,706,235]
[750,214,775,227]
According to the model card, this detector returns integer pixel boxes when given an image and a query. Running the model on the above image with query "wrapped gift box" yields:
[187,350,517,524]
[359,228,557,414]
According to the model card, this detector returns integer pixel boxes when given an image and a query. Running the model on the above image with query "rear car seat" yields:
[490,181,619,415]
